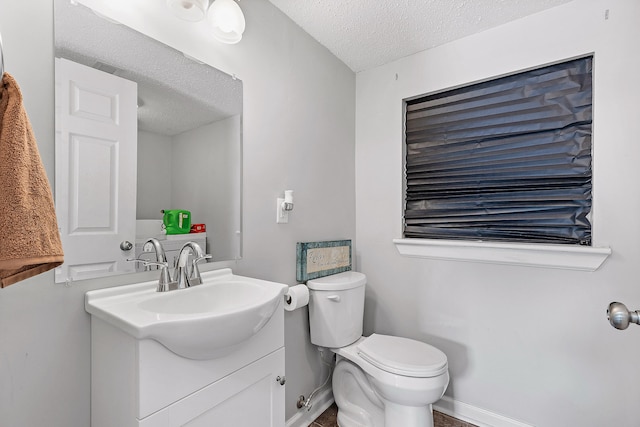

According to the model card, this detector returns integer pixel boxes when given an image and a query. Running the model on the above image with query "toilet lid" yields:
[357,334,448,378]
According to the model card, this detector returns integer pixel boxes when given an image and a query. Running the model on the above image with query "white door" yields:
[54,57,138,283]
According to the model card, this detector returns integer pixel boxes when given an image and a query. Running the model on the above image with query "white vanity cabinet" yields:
[140,348,284,426]
[89,298,286,427]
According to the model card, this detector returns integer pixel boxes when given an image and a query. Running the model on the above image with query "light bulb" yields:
[208,0,246,44]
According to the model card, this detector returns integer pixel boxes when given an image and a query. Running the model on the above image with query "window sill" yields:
[392,238,611,271]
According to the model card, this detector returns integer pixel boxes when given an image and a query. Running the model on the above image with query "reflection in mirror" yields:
[54,0,242,283]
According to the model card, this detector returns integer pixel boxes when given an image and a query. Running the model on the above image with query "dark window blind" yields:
[404,57,593,245]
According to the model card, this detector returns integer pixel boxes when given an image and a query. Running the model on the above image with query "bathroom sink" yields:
[85,268,287,360]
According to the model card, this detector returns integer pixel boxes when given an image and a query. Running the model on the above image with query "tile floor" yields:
[309,403,478,427]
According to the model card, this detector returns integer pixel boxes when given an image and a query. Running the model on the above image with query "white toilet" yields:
[307,271,449,427]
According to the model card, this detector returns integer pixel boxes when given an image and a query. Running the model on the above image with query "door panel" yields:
[55,57,137,283]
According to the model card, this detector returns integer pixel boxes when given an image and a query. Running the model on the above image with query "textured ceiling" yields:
[55,1,242,136]
[54,0,575,131]
[267,0,573,72]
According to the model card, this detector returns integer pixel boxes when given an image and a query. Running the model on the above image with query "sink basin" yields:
[85,268,287,360]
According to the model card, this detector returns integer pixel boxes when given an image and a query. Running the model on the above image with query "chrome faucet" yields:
[143,238,175,292]
[142,238,167,266]
[128,238,176,292]
[174,242,212,289]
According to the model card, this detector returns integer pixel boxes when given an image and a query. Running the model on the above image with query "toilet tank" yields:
[307,271,366,348]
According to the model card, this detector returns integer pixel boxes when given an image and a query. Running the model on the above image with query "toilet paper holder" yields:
[284,284,310,311]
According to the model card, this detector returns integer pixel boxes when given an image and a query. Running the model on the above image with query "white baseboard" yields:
[284,390,532,427]
[285,386,334,427]
[433,396,534,427]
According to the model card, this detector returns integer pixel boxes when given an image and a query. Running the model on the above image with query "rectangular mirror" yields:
[54,0,242,283]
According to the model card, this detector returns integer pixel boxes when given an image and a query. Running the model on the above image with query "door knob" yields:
[120,241,133,251]
[607,302,640,330]
[276,376,286,385]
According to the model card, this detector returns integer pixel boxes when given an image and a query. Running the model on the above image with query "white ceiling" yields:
[267,0,573,72]
[54,0,575,133]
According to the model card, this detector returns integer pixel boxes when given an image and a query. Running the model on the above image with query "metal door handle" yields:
[608,302,640,330]
[120,241,133,251]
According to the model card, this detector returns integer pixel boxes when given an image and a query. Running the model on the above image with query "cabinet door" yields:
[141,348,285,427]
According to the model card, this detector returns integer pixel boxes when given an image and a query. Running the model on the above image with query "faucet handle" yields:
[127,258,165,269]
[194,254,212,263]
[127,257,153,271]
[188,254,212,286]
[127,259,176,292]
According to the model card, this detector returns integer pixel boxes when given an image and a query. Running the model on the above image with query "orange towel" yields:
[0,73,64,287]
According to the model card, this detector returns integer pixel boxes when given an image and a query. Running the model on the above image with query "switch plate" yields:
[276,198,289,224]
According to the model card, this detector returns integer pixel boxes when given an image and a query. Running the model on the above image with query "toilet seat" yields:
[357,334,448,378]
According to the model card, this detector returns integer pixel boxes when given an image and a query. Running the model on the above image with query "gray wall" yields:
[172,116,241,261]
[0,0,355,425]
[137,130,173,219]
[355,0,640,425]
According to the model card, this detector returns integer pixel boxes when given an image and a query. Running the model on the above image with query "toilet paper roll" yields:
[284,284,309,311]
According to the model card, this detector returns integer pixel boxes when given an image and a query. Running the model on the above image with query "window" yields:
[404,57,593,246]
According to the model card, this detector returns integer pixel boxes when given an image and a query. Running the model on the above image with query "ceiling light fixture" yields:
[208,0,246,44]
[166,0,246,44]
[166,0,208,22]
